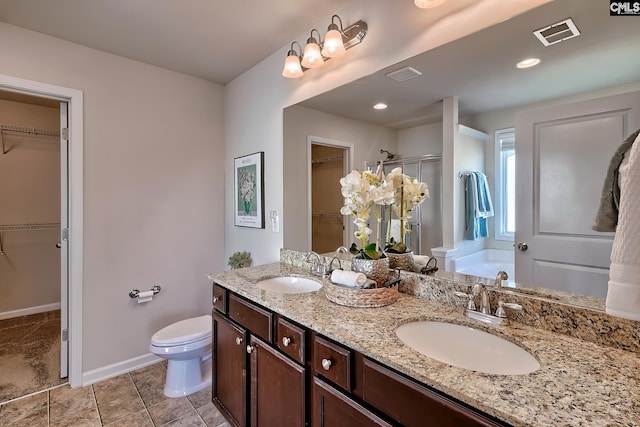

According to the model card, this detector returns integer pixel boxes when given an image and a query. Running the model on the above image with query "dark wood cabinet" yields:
[212,311,246,427]
[249,334,306,426]
[313,377,392,427]
[359,357,507,427]
[212,283,509,427]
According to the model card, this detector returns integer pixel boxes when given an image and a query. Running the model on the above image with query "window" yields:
[495,128,515,240]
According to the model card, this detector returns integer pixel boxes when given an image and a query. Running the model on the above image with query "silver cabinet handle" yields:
[246,344,256,354]
[321,358,332,371]
[282,337,291,347]
[213,296,219,303]
[235,337,243,346]
[517,242,528,251]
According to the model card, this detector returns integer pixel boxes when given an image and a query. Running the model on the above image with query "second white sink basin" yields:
[396,321,540,375]
[256,276,322,294]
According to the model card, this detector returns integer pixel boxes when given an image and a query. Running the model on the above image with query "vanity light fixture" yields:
[373,102,388,110]
[415,0,447,9]
[301,29,325,69]
[282,14,367,79]
[516,57,541,69]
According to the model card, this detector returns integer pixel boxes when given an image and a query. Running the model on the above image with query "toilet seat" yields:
[151,314,211,347]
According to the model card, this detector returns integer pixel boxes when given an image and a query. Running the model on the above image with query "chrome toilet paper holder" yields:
[129,285,162,299]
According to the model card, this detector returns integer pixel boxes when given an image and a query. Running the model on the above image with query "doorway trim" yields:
[0,73,83,387]
[307,136,354,251]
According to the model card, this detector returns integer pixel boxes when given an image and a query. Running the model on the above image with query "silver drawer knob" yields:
[235,337,243,346]
[246,344,256,354]
[213,296,220,303]
[282,337,292,347]
[321,358,332,371]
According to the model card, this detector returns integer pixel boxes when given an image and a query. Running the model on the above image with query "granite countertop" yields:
[208,263,640,427]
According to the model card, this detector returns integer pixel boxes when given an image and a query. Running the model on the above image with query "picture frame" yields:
[234,151,265,228]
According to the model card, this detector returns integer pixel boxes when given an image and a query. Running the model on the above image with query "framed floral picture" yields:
[234,152,264,228]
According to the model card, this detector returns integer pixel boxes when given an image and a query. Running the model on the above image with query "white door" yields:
[59,101,69,378]
[515,90,640,298]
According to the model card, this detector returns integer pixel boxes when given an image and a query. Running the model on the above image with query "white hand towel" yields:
[331,269,367,287]
[413,255,432,265]
[606,131,640,320]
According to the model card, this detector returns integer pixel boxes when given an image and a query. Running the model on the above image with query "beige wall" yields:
[397,122,443,158]
[0,99,61,315]
[283,104,397,252]
[0,23,224,375]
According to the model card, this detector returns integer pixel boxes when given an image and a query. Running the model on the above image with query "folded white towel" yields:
[331,269,367,287]
[413,255,432,265]
[606,132,640,320]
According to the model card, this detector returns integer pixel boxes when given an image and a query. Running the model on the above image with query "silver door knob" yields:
[321,358,332,371]
[56,242,62,248]
[246,345,256,354]
[282,337,291,347]
[235,337,243,346]
[517,242,528,251]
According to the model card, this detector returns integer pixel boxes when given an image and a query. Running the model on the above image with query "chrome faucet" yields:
[494,271,509,288]
[455,282,522,326]
[335,246,348,254]
[473,284,491,315]
[305,251,326,276]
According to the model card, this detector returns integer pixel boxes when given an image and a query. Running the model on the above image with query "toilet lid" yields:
[151,314,212,346]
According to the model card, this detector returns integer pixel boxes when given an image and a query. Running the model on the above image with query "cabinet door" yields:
[313,377,392,427]
[212,312,246,427]
[249,335,306,426]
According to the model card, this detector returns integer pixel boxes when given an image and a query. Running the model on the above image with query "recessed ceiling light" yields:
[516,58,541,69]
[373,102,388,110]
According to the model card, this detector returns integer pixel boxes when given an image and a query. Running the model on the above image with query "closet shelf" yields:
[312,155,343,165]
[1,124,61,155]
[0,222,61,232]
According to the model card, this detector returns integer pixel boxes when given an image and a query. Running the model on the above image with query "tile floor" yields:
[0,362,230,426]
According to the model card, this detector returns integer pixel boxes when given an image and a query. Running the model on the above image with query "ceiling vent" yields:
[533,18,580,47]
[386,67,422,82]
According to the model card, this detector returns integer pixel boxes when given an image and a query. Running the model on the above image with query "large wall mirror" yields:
[283,0,640,311]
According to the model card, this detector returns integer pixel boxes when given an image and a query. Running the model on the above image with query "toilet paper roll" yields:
[137,290,154,304]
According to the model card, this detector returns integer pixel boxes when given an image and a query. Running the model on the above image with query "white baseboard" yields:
[0,303,62,320]
[82,353,162,386]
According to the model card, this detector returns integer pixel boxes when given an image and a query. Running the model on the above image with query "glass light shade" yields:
[321,29,346,58]
[301,42,324,68]
[414,0,447,8]
[282,54,303,78]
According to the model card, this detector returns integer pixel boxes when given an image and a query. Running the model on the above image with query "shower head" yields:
[380,149,394,160]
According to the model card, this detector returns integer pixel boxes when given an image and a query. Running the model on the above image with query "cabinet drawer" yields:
[313,335,352,392]
[212,283,227,314]
[360,357,506,427]
[228,294,273,342]
[276,316,306,364]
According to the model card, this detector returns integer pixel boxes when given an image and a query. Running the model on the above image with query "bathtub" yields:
[453,249,514,280]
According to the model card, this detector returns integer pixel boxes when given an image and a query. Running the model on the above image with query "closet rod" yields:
[1,124,61,156]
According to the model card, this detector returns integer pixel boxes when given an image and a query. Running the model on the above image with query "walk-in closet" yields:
[0,90,66,403]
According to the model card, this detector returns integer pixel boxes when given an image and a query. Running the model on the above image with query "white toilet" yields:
[150,314,212,398]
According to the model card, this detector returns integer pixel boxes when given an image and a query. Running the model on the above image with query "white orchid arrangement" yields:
[385,167,429,253]
[340,166,395,259]
[340,165,429,259]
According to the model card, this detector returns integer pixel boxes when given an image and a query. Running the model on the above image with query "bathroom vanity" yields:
[208,253,640,426]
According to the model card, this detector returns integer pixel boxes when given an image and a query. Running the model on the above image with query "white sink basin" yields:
[256,276,322,294]
[395,321,539,375]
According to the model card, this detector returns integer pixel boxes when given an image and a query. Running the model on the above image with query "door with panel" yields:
[515,90,640,297]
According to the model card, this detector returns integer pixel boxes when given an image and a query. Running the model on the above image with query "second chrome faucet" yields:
[455,283,522,326]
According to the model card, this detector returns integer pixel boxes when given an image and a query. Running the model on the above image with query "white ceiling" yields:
[0,0,352,84]
[298,0,640,129]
